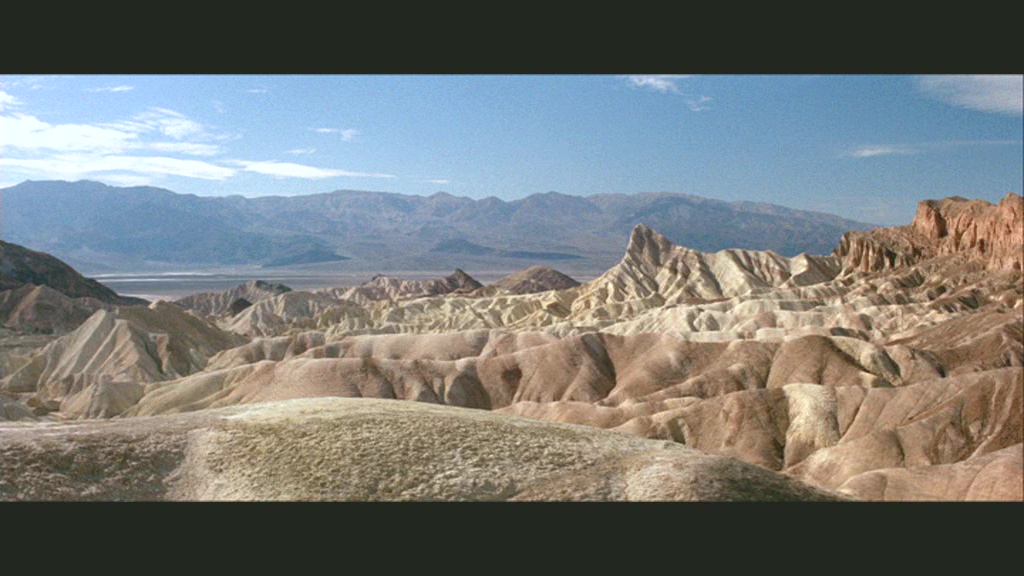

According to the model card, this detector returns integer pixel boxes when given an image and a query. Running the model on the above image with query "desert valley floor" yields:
[1,193,1021,501]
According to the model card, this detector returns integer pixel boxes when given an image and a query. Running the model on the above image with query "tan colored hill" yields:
[0,284,111,334]
[1,302,244,419]
[173,280,292,317]
[471,266,581,296]
[0,397,842,501]
[318,269,483,305]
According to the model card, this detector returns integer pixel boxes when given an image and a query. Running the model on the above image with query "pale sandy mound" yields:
[472,266,581,296]
[317,269,483,305]
[1,303,245,418]
[174,280,291,317]
[0,397,842,501]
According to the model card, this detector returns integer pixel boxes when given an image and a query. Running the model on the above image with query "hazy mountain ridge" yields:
[1,180,874,272]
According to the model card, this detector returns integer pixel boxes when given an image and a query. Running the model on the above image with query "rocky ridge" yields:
[835,193,1023,273]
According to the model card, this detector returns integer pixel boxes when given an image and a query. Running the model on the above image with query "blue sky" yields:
[0,74,1020,225]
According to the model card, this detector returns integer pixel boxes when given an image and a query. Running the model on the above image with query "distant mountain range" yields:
[0,180,874,273]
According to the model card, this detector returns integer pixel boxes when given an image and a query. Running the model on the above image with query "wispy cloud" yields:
[844,139,1021,159]
[2,108,229,157]
[0,90,22,111]
[0,154,237,181]
[1,113,139,153]
[247,87,268,94]
[314,127,360,141]
[624,75,690,94]
[85,85,134,93]
[427,179,451,185]
[233,160,395,179]
[687,95,712,112]
[286,147,317,155]
[916,75,1023,115]
[108,107,206,139]
[622,75,711,112]
[845,144,920,158]
[146,142,222,156]
[0,105,236,183]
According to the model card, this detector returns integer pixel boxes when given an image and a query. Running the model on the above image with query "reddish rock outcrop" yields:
[912,193,1023,271]
[836,193,1023,273]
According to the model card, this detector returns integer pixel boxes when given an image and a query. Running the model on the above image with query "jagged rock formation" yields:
[0,397,842,501]
[174,280,292,317]
[567,224,844,321]
[912,193,1023,270]
[0,240,145,305]
[835,193,1023,273]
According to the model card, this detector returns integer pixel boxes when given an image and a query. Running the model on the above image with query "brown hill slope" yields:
[0,240,145,305]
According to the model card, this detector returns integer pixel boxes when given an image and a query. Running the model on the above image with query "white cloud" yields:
[845,144,919,158]
[624,75,690,94]
[247,87,268,94]
[844,139,1021,159]
[687,95,712,112]
[0,90,20,112]
[0,113,138,153]
[146,142,222,156]
[85,85,134,93]
[235,160,395,179]
[286,147,317,155]
[916,75,1023,115]
[0,154,236,181]
[1,108,230,157]
[314,127,360,141]
[118,107,205,139]
[0,103,241,183]
[428,179,451,185]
